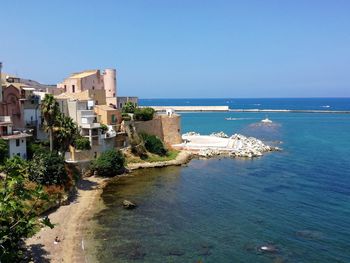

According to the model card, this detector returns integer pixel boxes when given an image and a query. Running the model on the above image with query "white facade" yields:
[8,136,27,159]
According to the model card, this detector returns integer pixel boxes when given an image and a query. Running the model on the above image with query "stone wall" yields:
[134,114,182,145]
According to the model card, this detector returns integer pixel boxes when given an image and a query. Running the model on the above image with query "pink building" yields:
[57,69,117,106]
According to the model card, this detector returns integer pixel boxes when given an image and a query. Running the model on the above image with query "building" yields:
[0,116,31,159]
[55,90,124,162]
[57,69,117,106]
[117,96,138,109]
[0,72,61,129]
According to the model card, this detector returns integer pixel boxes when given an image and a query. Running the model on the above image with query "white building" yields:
[0,116,31,159]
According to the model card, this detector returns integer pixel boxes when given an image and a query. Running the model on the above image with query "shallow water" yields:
[86,111,350,262]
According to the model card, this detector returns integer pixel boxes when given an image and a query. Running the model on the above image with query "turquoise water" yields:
[88,111,350,262]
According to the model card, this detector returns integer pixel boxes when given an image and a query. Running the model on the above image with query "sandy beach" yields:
[25,151,192,262]
[26,176,108,263]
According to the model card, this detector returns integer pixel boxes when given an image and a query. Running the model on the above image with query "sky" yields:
[1,0,350,98]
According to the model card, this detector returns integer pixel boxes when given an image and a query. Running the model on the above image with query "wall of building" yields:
[8,137,27,159]
[134,114,182,145]
[0,85,24,127]
[94,106,121,126]
[117,97,138,109]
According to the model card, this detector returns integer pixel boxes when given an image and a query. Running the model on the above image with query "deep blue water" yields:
[87,99,350,263]
[140,97,350,111]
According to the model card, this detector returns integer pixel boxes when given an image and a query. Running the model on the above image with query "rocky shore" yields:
[174,132,281,158]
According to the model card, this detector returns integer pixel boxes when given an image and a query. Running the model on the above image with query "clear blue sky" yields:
[1,0,349,98]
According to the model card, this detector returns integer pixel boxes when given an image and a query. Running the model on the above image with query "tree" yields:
[140,133,167,156]
[28,152,68,186]
[0,156,53,262]
[134,107,155,121]
[122,101,136,113]
[90,149,125,177]
[41,94,60,152]
[54,113,78,152]
[0,138,8,164]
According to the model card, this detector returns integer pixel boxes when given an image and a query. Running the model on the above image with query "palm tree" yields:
[55,114,78,152]
[41,94,60,152]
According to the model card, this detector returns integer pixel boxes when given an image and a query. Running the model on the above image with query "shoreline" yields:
[26,176,108,263]
[26,150,193,262]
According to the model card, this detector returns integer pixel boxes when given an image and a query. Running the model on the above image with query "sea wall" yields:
[134,114,182,145]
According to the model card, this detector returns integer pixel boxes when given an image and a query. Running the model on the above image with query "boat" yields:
[261,117,272,123]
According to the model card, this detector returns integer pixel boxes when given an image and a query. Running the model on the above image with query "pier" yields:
[147,106,230,112]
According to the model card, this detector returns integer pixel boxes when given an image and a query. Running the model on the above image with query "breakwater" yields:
[144,105,350,113]
[230,109,350,114]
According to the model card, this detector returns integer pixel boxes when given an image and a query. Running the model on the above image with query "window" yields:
[95,100,98,105]
[64,85,67,92]
[120,103,123,108]
[16,139,20,147]
[111,114,116,124]
[72,85,75,93]
[92,86,95,90]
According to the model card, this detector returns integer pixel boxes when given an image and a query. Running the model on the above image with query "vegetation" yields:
[140,133,167,156]
[134,107,155,121]
[90,149,125,177]
[27,141,49,160]
[126,150,179,164]
[0,156,54,262]
[100,123,108,134]
[0,138,8,164]
[54,114,79,152]
[74,137,91,151]
[122,101,136,113]
[41,94,60,152]
[121,113,131,121]
[28,152,68,186]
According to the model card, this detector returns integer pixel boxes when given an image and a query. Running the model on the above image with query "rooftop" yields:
[95,104,118,111]
[69,70,98,79]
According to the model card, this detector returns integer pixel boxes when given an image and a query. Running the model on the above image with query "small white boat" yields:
[261,117,272,123]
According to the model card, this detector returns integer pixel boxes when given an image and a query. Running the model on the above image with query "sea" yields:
[85,98,350,263]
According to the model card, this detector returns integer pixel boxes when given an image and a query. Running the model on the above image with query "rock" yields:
[183,131,200,136]
[123,200,137,209]
[210,131,229,138]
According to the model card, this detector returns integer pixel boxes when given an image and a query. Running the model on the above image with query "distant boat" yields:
[261,117,272,123]
[321,105,330,108]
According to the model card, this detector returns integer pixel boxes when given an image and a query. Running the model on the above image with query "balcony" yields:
[0,116,12,124]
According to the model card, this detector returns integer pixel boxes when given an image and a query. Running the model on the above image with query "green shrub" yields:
[90,149,125,177]
[140,133,167,156]
[74,137,91,150]
[28,152,68,186]
[27,141,49,160]
[122,113,132,121]
[134,107,155,121]
[122,101,136,113]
